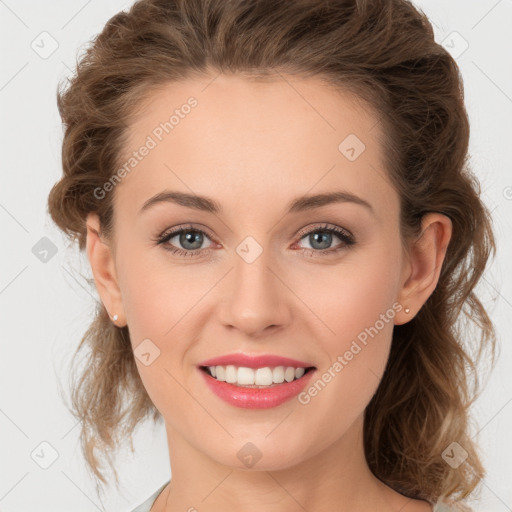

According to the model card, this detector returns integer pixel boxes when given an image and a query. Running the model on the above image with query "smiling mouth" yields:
[199,365,316,388]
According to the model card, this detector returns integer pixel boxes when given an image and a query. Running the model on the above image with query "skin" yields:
[86,72,452,512]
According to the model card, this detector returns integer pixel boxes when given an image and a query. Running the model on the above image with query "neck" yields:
[154,415,426,512]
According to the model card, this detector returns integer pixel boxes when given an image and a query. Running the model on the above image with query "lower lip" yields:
[198,368,316,409]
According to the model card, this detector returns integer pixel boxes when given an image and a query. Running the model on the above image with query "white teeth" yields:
[215,365,226,381]
[284,367,295,382]
[255,367,273,386]
[238,366,255,385]
[204,365,311,386]
[225,365,237,383]
[272,366,285,383]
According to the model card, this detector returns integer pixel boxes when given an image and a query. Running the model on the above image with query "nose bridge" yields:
[219,236,290,335]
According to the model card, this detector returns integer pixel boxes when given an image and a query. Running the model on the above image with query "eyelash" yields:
[153,223,356,258]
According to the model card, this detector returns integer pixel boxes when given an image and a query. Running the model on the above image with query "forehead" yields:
[114,73,398,221]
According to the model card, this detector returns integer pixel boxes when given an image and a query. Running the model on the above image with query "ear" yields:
[86,213,126,326]
[394,212,452,325]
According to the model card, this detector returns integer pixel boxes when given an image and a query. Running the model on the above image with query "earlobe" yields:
[394,213,452,325]
[86,213,126,326]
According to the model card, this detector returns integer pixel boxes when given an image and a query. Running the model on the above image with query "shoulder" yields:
[130,481,169,512]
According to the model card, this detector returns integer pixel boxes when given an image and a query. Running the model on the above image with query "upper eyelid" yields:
[295,223,353,240]
[159,223,214,238]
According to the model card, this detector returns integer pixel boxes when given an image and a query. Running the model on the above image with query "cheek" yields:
[313,252,400,348]
[308,248,400,399]
[114,248,203,411]
[114,240,200,339]
[297,272,398,440]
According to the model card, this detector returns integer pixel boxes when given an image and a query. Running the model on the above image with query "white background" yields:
[0,0,511,510]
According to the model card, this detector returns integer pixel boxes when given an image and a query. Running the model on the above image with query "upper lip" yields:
[198,353,315,369]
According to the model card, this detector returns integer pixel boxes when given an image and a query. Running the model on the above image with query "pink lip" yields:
[197,353,314,369]
[198,367,316,409]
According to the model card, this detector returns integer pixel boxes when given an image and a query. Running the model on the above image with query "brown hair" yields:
[48,0,497,505]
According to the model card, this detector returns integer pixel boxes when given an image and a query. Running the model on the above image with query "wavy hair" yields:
[47,0,497,505]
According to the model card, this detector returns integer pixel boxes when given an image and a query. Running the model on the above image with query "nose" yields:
[217,247,292,337]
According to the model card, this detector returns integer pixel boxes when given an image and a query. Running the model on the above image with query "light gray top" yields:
[129,480,473,512]
[130,481,168,512]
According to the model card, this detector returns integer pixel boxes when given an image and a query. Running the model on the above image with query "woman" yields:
[47,0,496,510]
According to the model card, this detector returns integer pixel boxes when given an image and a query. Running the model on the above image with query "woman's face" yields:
[91,72,415,471]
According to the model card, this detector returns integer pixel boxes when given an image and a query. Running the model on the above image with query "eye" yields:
[154,223,355,258]
[294,223,355,256]
[154,224,215,257]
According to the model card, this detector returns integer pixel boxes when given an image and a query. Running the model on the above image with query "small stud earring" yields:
[404,308,410,314]
[112,314,118,322]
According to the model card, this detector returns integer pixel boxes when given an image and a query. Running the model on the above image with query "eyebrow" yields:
[140,190,374,216]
